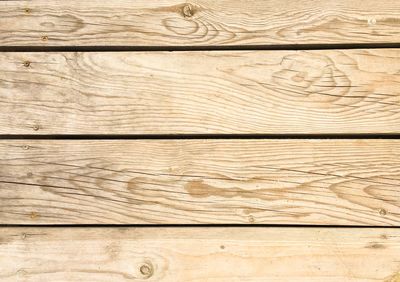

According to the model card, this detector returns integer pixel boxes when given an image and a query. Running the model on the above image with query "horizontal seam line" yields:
[1,134,400,140]
[2,43,400,52]
[0,224,398,228]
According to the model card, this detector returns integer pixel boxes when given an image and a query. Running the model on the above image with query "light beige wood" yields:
[1,0,400,46]
[1,227,400,281]
[1,49,400,135]
[1,139,399,225]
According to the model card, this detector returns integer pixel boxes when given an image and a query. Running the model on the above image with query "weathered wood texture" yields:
[1,227,400,281]
[1,0,400,47]
[1,139,399,225]
[1,50,400,135]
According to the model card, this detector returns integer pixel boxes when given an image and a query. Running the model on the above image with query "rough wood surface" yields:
[1,227,400,281]
[1,49,400,135]
[1,0,400,46]
[1,139,399,225]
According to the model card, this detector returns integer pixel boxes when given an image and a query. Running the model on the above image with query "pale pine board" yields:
[1,227,400,281]
[1,50,400,135]
[1,139,399,225]
[1,0,400,46]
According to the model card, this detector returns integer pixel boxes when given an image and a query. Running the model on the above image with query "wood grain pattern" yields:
[1,49,400,135]
[1,227,400,281]
[1,0,400,46]
[1,139,399,225]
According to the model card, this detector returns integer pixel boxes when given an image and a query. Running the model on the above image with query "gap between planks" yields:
[2,43,400,52]
[1,134,400,140]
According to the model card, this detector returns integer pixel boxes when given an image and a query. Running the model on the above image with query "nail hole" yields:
[41,35,48,41]
[379,208,387,216]
[17,269,27,276]
[23,145,30,150]
[33,125,40,131]
[23,61,30,67]
[30,212,39,219]
[24,8,31,13]
[368,18,377,25]
[248,215,255,223]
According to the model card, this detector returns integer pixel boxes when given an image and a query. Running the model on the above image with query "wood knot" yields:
[24,8,31,14]
[182,4,194,17]
[41,35,48,41]
[139,262,154,278]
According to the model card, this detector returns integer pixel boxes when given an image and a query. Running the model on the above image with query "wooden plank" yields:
[1,0,400,47]
[1,227,400,281]
[1,49,400,135]
[1,139,399,225]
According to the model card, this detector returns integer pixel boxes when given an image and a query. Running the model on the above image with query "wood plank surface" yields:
[1,227,400,281]
[1,0,400,47]
[1,49,400,135]
[1,139,399,225]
